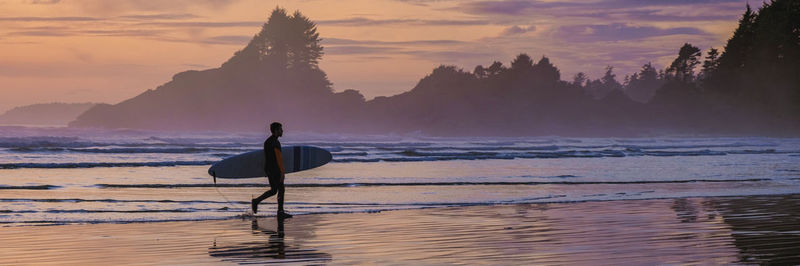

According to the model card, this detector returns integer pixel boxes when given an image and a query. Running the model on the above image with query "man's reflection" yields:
[209,217,331,264]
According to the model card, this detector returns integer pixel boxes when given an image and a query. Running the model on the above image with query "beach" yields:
[2,129,799,264]
[3,194,798,265]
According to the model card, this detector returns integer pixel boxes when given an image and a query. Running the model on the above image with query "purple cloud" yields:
[28,0,61,4]
[554,23,708,42]
[459,0,747,21]
[323,38,466,46]
[461,0,541,15]
[317,17,490,26]
[501,25,535,35]
[325,46,403,55]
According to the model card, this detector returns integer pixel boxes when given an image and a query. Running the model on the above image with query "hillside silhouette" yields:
[70,2,799,136]
[1,102,96,126]
[70,8,365,132]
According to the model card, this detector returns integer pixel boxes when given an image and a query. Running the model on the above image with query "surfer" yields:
[252,122,293,218]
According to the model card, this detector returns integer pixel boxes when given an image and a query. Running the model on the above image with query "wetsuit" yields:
[253,135,285,213]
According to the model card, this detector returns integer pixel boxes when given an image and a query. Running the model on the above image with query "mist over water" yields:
[1,126,798,225]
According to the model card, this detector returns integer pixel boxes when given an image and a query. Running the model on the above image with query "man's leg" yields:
[277,186,284,212]
[252,188,276,214]
[252,176,280,214]
[276,184,292,218]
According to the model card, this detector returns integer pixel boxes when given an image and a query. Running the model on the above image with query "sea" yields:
[1,126,799,226]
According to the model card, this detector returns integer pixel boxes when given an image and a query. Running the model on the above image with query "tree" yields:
[510,53,534,71]
[532,56,560,83]
[487,61,506,76]
[625,62,663,103]
[224,7,323,70]
[601,66,622,91]
[699,48,720,78]
[708,4,756,97]
[572,72,588,87]
[473,65,487,78]
[286,10,324,69]
[586,66,623,99]
[665,43,702,82]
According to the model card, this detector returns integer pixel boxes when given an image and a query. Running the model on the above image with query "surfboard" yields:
[208,146,332,180]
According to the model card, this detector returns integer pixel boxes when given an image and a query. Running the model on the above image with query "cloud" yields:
[119,13,201,20]
[322,38,480,59]
[6,30,72,37]
[203,35,252,45]
[554,23,709,42]
[133,21,262,28]
[183,64,212,69]
[7,29,163,38]
[460,0,554,16]
[28,0,61,4]
[323,38,467,46]
[459,0,747,21]
[0,16,100,22]
[500,25,535,36]
[325,46,403,55]
[72,0,242,14]
[564,8,740,22]
[608,0,747,7]
[401,49,503,64]
[0,62,158,78]
[390,0,461,6]
[317,17,490,26]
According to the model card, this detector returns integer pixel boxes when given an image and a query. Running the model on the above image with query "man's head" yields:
[269,122,283,137]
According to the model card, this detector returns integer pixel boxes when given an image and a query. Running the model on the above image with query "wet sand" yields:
[2,194,799,265]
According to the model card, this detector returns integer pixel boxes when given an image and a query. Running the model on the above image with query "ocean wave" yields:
[612,142,777,150]
[635,150,727,156]
[96,178,771,189]
[42,208,218,213]
[0,161,214,169]
[331,151,369,156]
[0,136,95,148]
[397,150,499,157]
[0,185,60,190]
[9,147,220,154]
[0,198,241,204]
[332,148,793,162]
[96,183,266,188]
[414,145,563,151]
[72,147,221,153]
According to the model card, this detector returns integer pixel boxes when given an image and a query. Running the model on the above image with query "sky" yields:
[0,0,752,113]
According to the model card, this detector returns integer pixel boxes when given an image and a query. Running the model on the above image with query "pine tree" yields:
[665,43,701,83]
[224,7,324,70]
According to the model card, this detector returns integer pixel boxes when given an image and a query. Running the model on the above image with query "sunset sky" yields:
[0,0,751,113]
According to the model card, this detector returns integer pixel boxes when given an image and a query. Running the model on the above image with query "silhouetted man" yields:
[252,122,292,219]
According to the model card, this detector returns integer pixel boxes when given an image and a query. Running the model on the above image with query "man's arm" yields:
[274,148,286,180]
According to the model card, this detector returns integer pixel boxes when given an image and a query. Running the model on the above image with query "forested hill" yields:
[69,2,799,136]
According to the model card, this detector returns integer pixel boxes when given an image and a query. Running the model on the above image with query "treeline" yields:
[361,0,799,136]
[70,2,799,136]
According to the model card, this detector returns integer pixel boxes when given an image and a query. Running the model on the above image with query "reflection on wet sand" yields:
[668,195,800,264]
[209,217,332,264]
[709,195,800,264]
[1,195,798,264]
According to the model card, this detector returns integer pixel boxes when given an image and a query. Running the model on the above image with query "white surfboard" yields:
[208,146,332,180]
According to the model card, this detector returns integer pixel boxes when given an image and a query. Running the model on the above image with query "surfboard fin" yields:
[211,171,217,184]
